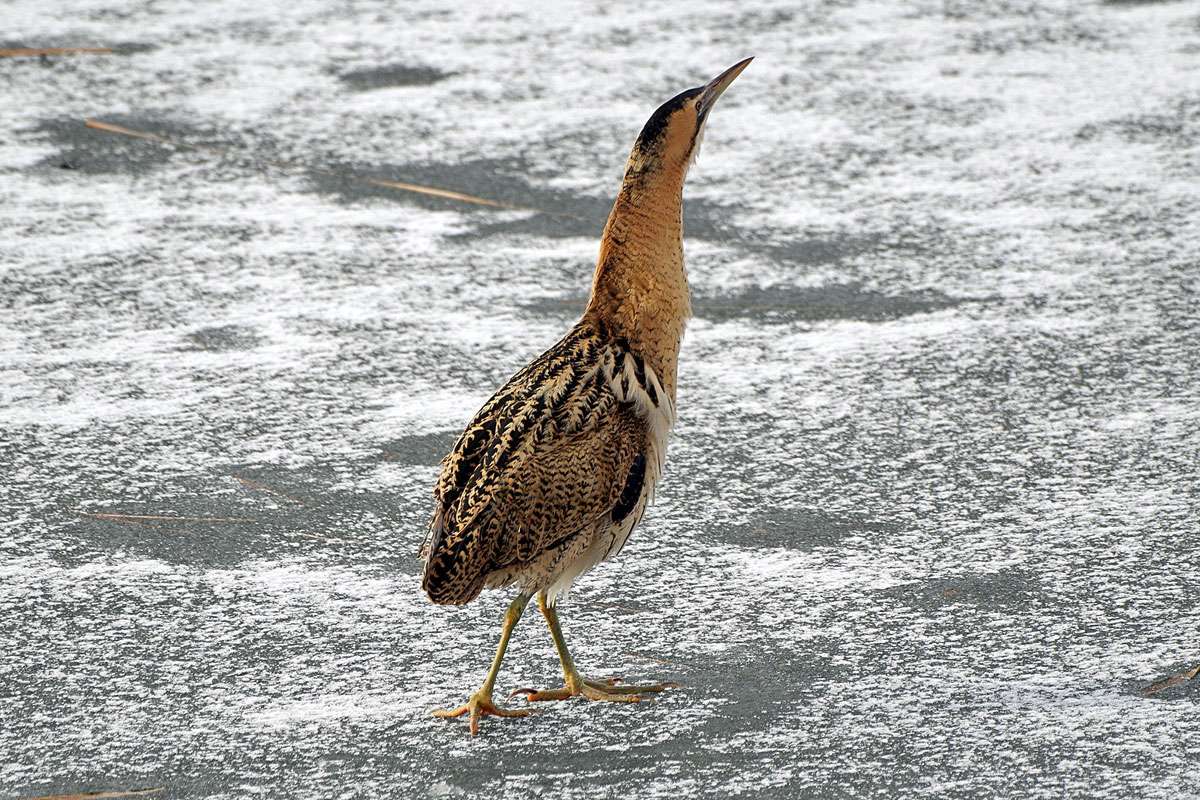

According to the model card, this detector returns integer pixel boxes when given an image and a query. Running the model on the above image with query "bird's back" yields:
[421,317,673,605]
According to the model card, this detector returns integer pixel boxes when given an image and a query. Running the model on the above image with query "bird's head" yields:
[624,57,753,183]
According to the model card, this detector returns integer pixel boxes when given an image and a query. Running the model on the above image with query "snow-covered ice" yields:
[2,0,1198,797]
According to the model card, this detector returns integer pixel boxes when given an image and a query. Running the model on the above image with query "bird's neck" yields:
[585,169,691,399]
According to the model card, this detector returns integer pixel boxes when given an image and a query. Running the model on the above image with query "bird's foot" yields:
[510,673,676,704]
[433,689,532,736]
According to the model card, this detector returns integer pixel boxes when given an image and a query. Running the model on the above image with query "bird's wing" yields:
[420,321,674,604]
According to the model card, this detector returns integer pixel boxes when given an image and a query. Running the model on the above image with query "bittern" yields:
[420,58,752,735]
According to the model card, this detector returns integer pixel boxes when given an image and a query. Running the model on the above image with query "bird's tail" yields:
[421,517,489,605]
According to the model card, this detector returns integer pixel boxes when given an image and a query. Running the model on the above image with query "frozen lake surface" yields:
[2,1,1199,797]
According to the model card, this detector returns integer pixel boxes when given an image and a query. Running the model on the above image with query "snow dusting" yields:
[2,0,1199,797]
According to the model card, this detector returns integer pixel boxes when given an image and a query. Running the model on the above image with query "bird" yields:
[420,57,753,735]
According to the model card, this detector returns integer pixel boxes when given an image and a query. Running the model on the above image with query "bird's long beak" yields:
[697,57,753,116]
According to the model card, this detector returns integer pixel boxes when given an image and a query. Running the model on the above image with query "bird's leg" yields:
[433,592,534,735]
[510,591,675,703]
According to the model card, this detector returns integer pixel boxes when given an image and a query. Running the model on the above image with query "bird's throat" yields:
[585,171,691,398]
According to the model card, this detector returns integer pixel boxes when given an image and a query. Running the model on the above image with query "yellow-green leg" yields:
[510,591,675,703]
[434,593,534,735]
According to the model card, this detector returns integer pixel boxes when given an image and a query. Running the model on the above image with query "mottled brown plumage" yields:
[421,319,671,606]
[422,58,752,735]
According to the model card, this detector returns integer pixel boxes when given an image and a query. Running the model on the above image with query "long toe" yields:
[582,677,675,695]
[510,686,574,702]
[432,703,471,719]
[510,674,677,705]
[580,683,644,703]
